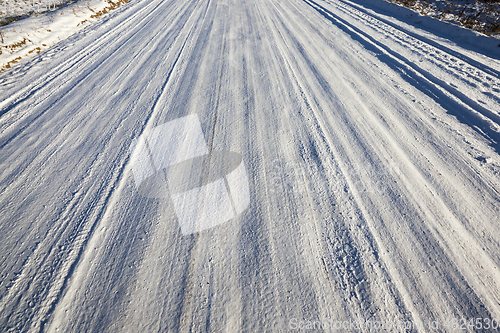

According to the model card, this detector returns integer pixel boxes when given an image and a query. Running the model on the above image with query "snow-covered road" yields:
[1,0,500,331]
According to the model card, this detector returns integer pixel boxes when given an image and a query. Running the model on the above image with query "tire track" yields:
[263,0,379,320]
[0,0,188,148]
[0,0,174,113]
[303,0,500,150]
[334,0,500,78]
[267,0,500,325]
[329,0,500,116]
[39,10,201,332]
[0,2,201,330]
[178,1,230,330]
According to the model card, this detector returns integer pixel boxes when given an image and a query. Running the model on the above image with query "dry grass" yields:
[0,38,39,70]
[10,36,30,48]
[89,0,128,19]
[1,36,31,52]
[1,55,21,70]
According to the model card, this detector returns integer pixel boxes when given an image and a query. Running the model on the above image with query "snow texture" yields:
[1,0,500,331]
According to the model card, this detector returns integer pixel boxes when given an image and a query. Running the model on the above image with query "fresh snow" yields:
[1,0,500,331]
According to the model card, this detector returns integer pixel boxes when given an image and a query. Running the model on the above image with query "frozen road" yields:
[1,0,500,331]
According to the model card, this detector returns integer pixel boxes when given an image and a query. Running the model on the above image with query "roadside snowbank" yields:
[0,0,127,71]
[1,0,79,24]
[386,0,500,36]
[346,0,500,63]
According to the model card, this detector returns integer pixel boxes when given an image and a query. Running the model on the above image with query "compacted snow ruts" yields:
[0,0,500,331]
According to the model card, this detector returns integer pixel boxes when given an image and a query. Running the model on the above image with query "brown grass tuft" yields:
[90,0,129,19]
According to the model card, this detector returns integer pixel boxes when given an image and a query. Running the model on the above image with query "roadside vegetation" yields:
[1,0,77,26]
[386,0,500,35]
[1,0,127,27]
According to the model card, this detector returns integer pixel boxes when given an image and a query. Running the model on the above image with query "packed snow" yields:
[1,0,500,331]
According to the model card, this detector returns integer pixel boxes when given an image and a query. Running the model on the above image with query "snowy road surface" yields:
[1,0,500,331]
